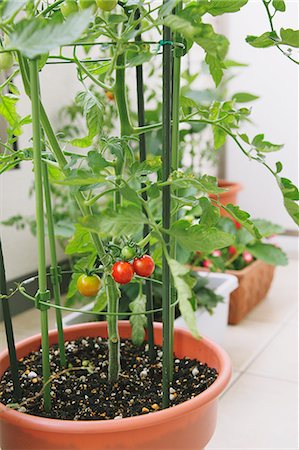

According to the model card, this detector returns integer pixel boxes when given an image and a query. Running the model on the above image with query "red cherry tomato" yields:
[242,251,253,263]
[228,246,237,255]
[112,261,134,284]
[202,259,212,269]
[77,274,101,297]
[133,255,155,278]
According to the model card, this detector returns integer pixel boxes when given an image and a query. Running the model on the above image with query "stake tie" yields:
[35,290,51,311]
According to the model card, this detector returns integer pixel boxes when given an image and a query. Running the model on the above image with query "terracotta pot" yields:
[193,260,275,325]
[0,321,231,450]
[209,179,242,217]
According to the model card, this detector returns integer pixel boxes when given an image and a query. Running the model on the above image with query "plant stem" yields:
[169,0,182,381]
[114,53,133,136]
[135,14,155,361]
[42,162,66,368]
[161,18,173,409]
[29,58,51,411]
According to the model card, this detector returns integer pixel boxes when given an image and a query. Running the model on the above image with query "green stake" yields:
[0,238,22,401]
[161,16,173,409]
[29,58,51,411]
[135,11,155,361]
[42,162,66,367]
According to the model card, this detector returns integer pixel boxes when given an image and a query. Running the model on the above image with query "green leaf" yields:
[205,53,224,86]
[108,13,127,24]
[280,28,299,48]
[239,133,250,144]
[79,205,146,237]
[119,182,141,206]
[53,220,75,238]
[9,10,93,58]
[252,134,283,153]
[87,151,110,173]
[232,92,259,103]
[129,290,147,346]
[221,204,262,238]
[52,169,104,186]
[170,172,226,194]
[273,0,286,12]
[93,288,108,313]
[276,161,283,174]
[130,157,162,176]
[127,51,153,67]
[252,219,284,237]
[65,225,94,255]
[66,273,81,300]
[199,197,220,227]
[277,177,299,225]
[204,0,249,16]
[168,259,200,339]
[246,31,278,48]
[248,243,288,266]
[0,94,22,136]
[158,0,181,17]
[170,220,234,253]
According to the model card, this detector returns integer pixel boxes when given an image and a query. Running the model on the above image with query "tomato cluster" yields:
[112,255,155,285]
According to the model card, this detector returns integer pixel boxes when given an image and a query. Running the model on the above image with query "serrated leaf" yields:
[65,225,94,255]
[51,169,104,186]
[252,219,284,237]
[204,0,249,16]
[9,10,93,58]
[79,205,146,237]
[169,220,234,253]
[87,150,110,173]
[232,92,259,103]
[0,94,22,136]
[221,204,262,238]
[246,32,278,48]
[280,28,299,48]
[205,53,224,86]
[129,290,147,346]
[199,197,220,227]
[168,259,200,339]
[248,243,288,266]
[273,0,286,12]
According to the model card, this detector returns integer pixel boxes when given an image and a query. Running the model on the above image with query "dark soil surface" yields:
[0,338,218,420]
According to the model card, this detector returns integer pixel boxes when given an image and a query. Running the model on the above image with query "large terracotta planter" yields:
[0,321,231,450]
[193,260,275,325]
[209,179,242,217]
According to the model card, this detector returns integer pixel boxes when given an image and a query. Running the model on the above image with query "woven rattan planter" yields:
[192,260,275,325]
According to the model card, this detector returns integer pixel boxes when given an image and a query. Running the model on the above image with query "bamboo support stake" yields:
[29,58,51,411]
[42,162,66,367]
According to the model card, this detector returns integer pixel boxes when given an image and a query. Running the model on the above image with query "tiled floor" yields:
[1,259,298,449]
[207,258,298,450]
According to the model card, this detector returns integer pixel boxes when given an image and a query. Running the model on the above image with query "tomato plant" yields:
[0,52,13,71]
[112,261,134,284]
[121,245,136,261]
[60,0,79,17]
[77,274,101,297]
[96,0,117,11]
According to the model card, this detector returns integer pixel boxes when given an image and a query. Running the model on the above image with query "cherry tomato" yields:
[133,255,155,278]
[96,0,117,11]
[232,219,242,229]
[242,251,253,263]
[0,52,14,72]
[228,246,237,255]
[212,249,221,257]
[112,261,134,284]
[105,91,114,101]
[79,0,96,9]
[121,246,136,261]
[61,0,79,17]
[77,274,101,297]
[202,259,212,269]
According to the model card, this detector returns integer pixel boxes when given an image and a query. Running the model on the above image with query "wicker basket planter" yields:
[192,260,275,325]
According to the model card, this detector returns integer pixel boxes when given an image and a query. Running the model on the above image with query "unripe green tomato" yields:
[0,52,14,72]
[61,0,79,17]
[96,0,117,11]
[121,246,136,261]
[79,0,97,11]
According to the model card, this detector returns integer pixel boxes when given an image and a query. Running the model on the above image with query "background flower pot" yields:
[209,179,242,217]
[0,322,231,450]
[174,272,238,345]
[193,260,275,325]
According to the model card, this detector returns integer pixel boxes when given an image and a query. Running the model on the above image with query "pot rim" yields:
[209,179,243,199]
[192,259,275,277]
[0,321,231,433]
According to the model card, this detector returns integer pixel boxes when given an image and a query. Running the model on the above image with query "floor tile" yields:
[247,322,298,382]
[207,373,298,450]
[222,319,279,371]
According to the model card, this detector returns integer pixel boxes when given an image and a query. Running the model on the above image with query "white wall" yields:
[224,0,298,230]
[0,63,79,281]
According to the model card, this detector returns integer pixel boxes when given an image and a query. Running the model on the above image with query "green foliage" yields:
[8,10,93,58]
[129,290,147,346]
[280,28,299,48]
[248,242,288,266]
[93,287,108,313]
[272,0,286,12]
[232,92,259,103]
